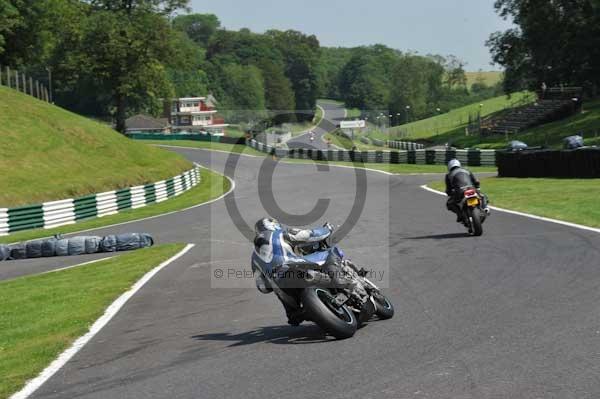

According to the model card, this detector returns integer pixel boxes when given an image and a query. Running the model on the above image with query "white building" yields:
[167,95,228,136]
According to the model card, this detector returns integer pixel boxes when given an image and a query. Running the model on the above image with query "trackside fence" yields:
[248,140,497,167]
[0,65,50,102]
[0,164,201,236]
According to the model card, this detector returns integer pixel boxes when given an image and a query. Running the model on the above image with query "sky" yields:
[189,0,513,71]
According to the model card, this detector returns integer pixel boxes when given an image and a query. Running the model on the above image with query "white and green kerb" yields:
[0,164,201,236]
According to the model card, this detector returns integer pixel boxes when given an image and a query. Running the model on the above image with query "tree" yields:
[338,45,399,112]
[79,0,190,131]
[216,64,266,123]
[172,13,220,46]
[167,31,209,97]
[338,52,390,111]
[390,55,444,122]
[488,0,600,95]
[444,55,468,89]
[0,0,20,56]
[317,47,355,99]
[267,30,321,121]
[86,0,189,14]
[257,61,296,123]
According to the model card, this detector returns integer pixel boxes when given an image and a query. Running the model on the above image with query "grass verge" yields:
[0,86,191,207]
[324,130,390,151]
[0,243,186,398]
[140,140,265,156]
[0,167,230,244]
[429,177,600,227]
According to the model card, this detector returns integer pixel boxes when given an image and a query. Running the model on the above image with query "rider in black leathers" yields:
[445,159,489,222]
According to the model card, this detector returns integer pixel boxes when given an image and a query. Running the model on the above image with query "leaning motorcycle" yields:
[459,187,487,236]
[251,231,394,340]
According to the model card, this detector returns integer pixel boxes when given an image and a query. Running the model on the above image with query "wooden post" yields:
[7,66,11,88]
[0,65,2,86]
[16,70,20,91]
[22,72,26,94]
[36,81,40,99]
[29,77,33,95]
[44,87,49,102]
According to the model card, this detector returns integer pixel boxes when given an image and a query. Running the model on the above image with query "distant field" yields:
[431,98,600,149]
[465,71,503,87]
[388,91,534,141]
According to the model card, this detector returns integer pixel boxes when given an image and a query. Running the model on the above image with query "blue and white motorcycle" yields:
[251,222,394,339]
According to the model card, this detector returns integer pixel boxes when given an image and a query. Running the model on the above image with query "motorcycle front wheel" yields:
[372,293,395,320]
[301,287,357,339]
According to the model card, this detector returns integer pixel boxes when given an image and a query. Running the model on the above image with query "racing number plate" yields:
[467,198,479,206]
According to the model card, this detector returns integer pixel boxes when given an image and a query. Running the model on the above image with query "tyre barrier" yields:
[0,164,201,236]
[387,140,425,150]
[248,140,496,167]
[0,233,154,261]
[497,148,600,178]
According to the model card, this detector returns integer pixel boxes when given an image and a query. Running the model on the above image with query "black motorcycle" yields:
[459,187,487,236]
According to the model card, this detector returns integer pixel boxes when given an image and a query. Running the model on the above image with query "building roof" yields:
[125,114,169,131]
[171,95,219,107]
[177,97,206,101]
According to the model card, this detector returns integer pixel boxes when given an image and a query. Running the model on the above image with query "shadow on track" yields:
[191,324,335,347]
[406,232,469,240]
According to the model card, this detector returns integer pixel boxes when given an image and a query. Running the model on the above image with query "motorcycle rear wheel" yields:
[302,287,357,339]
[469,207,483,236]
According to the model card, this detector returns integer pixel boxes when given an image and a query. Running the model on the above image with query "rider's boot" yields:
[283,303,304,326]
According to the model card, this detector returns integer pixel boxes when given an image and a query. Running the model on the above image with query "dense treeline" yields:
[319,46,502,123]
[488,0,600,96]
[0,0,502,131]
[0,0,319,129]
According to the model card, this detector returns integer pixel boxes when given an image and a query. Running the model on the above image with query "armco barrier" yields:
[0,164,201,236]
[387,140,425,150]
[248,140,496,166]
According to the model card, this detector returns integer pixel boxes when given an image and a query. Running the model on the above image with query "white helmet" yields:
[254,217,281,234]
[447,159,461,171]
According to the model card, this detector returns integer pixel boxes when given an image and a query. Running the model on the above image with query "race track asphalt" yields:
[10,147,600,399]
[286,101,346,150]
